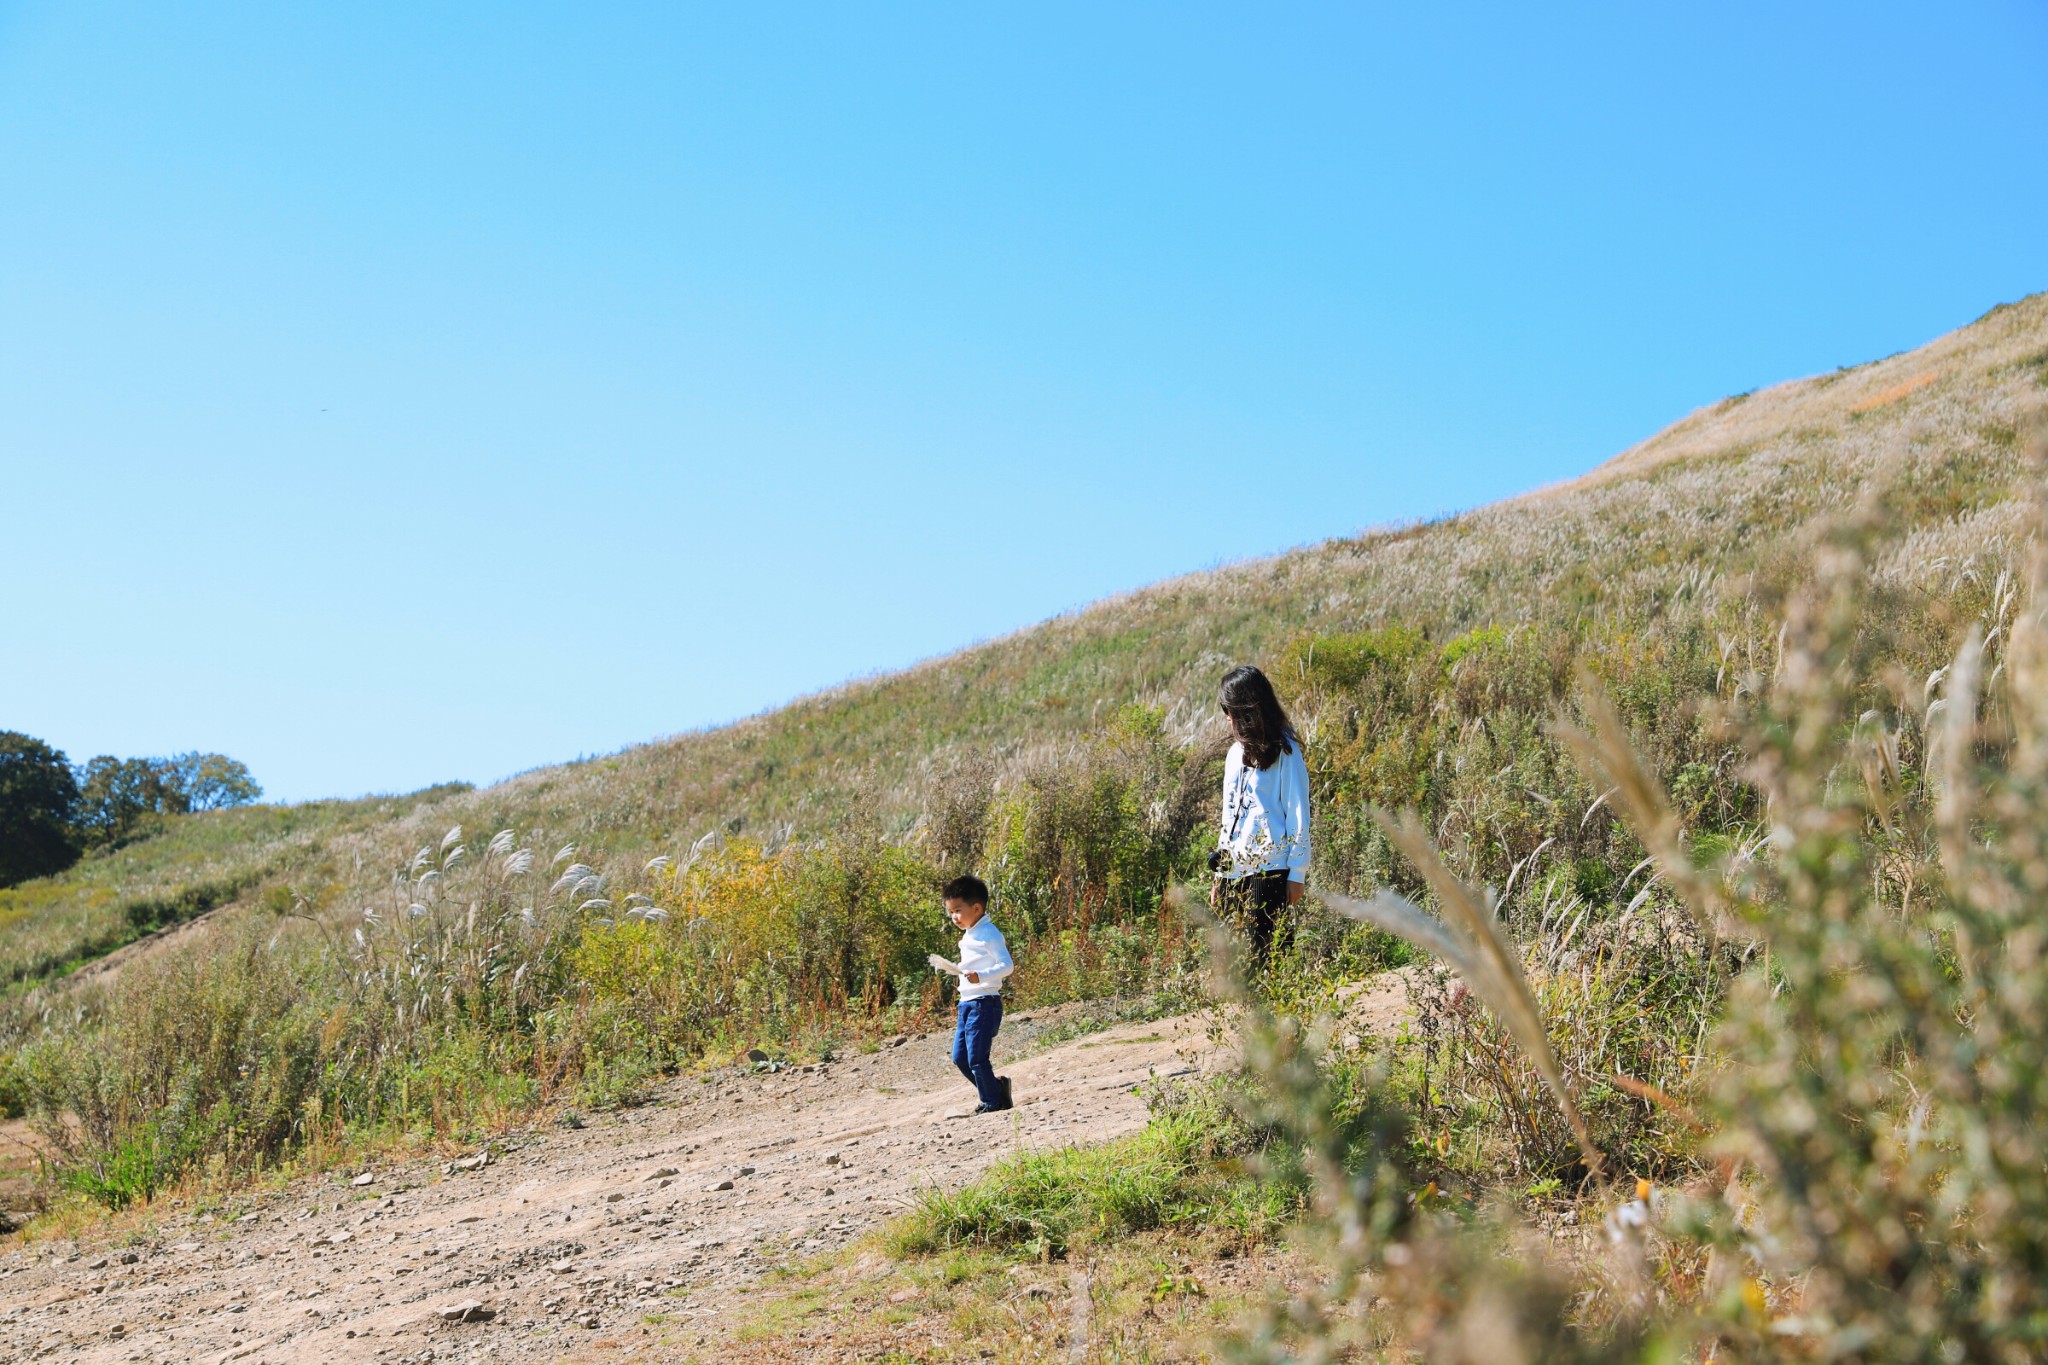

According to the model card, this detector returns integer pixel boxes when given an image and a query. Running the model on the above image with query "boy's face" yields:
[944,897,985,930]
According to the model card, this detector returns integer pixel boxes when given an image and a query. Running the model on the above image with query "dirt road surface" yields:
[0,1008,1226,1365]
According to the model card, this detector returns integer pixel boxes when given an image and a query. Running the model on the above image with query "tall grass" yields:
[0,789,466,988]
[1215,451,2048,1359]
[4,729,1218,1205]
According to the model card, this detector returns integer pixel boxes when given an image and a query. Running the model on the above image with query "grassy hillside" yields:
[9,292,2040,988]
[1,291,2041,1222]
[0,785,469,989]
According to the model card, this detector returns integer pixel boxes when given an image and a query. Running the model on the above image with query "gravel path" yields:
[0,1006,1223,1364]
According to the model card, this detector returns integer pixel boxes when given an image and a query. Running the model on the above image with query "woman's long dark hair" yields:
[1219,664,1296,770]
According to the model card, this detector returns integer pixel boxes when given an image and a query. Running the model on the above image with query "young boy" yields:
[931,874,1015,1114]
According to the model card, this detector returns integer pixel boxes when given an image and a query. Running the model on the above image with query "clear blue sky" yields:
[3,3,2043,803]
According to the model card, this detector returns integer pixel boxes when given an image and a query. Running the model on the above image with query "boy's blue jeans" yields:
[951,995,1005,1108]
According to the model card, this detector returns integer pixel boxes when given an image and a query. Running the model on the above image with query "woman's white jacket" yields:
[1217,740,1310,882]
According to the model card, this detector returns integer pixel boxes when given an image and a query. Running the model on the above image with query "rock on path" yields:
[0,1008,1220,1364]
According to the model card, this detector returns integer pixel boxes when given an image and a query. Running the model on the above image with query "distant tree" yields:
[0,731,82,887]
[73,750,263,849]
[167,752,262,811]
[74,755,177,848]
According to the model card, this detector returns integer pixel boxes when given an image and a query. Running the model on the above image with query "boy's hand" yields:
[1286,880,1305,906]
[965,971,981,984]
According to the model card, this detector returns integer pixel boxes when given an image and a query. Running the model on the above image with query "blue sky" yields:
[2,3,2044,802]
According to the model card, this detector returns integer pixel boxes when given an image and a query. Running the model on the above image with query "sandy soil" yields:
[0,1006,1228,1365]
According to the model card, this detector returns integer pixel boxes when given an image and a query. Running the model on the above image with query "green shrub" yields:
[59,1119,191,1210]
[1291,625,1431,690]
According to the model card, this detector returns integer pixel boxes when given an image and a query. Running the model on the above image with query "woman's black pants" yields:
[1219,869,1291,968]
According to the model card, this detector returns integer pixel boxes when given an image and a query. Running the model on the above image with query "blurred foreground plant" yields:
[1220,460,2048,1360]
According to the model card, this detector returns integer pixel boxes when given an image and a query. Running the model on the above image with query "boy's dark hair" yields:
[940,874,990,908]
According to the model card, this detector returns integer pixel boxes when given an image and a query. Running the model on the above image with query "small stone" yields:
[117,1251,139,1265]
[436,1299,495,1323]
[824,1154,841,1166]
[86,1256,108,1270]
[604,1193,624,1203]
[745,1048,770,1063]
[548,1259,577,1274]
[887,1035,908,1048]
[644,1168,678,1181]
[351,1172,376,1187]
[707,1180,734,1192]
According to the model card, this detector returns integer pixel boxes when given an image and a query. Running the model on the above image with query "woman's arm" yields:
[1213,746,1241,908]
[1217,745,1242,846]
[1281,746,1310,904]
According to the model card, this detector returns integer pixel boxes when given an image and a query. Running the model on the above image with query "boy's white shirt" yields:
[1217,739,1311,882]
[935,916,1014,1001]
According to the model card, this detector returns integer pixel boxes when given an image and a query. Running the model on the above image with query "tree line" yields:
[0,731,261,887]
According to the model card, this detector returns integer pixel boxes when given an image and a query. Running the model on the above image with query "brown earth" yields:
[0,1005,1232,1365]
[0,974,1420,1365]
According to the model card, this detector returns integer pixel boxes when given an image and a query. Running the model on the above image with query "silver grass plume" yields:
[1325,810,1604,1176]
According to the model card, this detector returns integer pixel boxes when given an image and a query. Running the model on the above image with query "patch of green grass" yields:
[886,1090,1301,1258]
[731,1282,836,1342]
[1077,1033,1165,1047]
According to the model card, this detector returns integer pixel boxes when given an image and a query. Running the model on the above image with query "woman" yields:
[1210,664,1309,967]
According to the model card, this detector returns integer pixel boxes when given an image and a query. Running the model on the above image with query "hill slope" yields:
[4,292,2044,996]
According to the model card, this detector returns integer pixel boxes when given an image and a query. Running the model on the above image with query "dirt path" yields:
[0,1006,1229,1365]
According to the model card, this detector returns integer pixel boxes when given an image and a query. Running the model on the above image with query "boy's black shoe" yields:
[971,1080,1016,1116]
